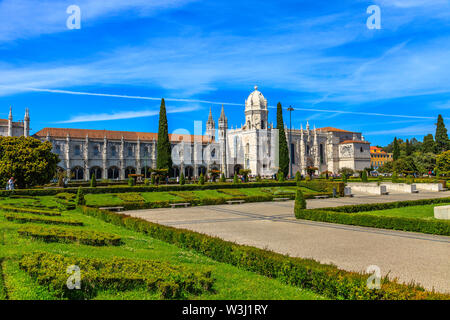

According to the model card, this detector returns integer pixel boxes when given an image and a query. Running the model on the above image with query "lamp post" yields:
[287,106,294,179]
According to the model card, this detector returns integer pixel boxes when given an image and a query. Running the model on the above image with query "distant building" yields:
[370,146,393,169]
[3,86,372,181]
[0,107,30,137]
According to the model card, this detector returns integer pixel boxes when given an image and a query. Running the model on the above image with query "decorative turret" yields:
[24,108,30,137]
[244,86,268,130]
[7,106,12,137]
[218,104,228,177]
[206,107,216,140]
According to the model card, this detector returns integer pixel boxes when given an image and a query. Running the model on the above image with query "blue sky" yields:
[0,0,449,145]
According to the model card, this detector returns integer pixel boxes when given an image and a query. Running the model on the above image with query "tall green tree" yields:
[276,102,289,177]
[393,137,400,161]
[435,114,449,153]
[436,150,450,175]
[405,139,412,156]
[422,134,436,154]
[156,98,172,173]
[0,136,59,189]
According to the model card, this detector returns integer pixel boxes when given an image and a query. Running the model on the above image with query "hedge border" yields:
[80,206,449,300]
[0,181,340,197]
[0,205,61,216]
[295,197,450,236]
[3,212,83,226]
[17,225,122,246]
[0,258,7,300]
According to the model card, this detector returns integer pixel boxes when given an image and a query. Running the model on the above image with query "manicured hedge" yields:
[89,192,331,210]
[18,225,122,246]
[80,206,449,300]
[3,212,83,226]
[295,198,450,236]
[0,181,302,197]
[0,259,7,300]
[298,181,345,196]
[0,205,61,216]
[19,252,214,300]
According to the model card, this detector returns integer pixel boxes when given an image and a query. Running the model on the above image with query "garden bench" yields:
[170,203,191,208]
[226,200,245,205]
[313,195,329,199]
[273,197,290,201]
[99,207,124,212]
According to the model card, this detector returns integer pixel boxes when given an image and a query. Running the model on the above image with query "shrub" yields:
[116,193,145,203]
[198,173,205,185]
[144,178,150,186]
[128,177,135,187]
[75,187,86,206]
[18,225,122,246]
[80,206,449,300]
[0,204,61,216]
[90,174,97,188]
[294,198,450,236]
[180,173,185,185]
[295,171,301,185]
[151,175,156,185]
[3,212,83,226]
[362,170,368,183]
[20,252,214,300]
[294,188,306,210]
[220,173,226,183]
[233,175,239,184]
[392,171,399,183]
[278,172,285,182]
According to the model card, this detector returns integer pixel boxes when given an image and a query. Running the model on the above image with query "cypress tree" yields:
[75,187,85,206]
[198,173,205,185]
[220,173,226,183]
[393,137,400,161]
[362,170,368,182]
[233,174,239,184]
[90,174,97,188]
[276,102,290,177]
[156,99,173,173]
[435,114,449,153]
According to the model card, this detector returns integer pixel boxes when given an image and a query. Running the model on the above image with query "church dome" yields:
[245,86,268,111]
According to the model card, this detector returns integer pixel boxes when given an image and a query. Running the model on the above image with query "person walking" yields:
[8,177,15,190]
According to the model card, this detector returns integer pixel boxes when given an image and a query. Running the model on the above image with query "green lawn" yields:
[359,203,449,220]
[0,200,324,300]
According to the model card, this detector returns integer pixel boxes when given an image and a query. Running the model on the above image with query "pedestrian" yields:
[8,177,15,190]
[176,176,179,183]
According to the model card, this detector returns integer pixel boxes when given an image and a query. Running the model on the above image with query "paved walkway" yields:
[125,191,450,293]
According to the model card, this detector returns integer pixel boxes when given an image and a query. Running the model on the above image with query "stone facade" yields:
[3,87,371,180]
[0,107,30,138]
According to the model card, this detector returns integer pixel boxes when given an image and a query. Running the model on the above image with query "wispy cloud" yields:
[0,0,196,42]
[365,124,435,136]
[56,105,200,123]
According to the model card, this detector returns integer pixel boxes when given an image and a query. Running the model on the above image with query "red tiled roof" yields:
[316,127,354,133]
[340,140,370,144]
[0,119,8,124]
[34,128,213,143]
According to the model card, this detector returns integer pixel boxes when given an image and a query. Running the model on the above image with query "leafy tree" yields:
[392,171,399,183]
[239,169,251,182]
[90,174,97,188]
[378,161,394,173]
[179,172,185,185]
[393,137,400,161]
[156,98,172,173]
[393,156,417,175]
[422,134,436,154]
[0,137,59,189]
[75,187,86,206]
[405,139,412,156]
[276,102,289,177]
[435,114,449,153]
[338,167,354,179]
[436,150,450,176]
[294,187,306,210]
[412,152,436,174]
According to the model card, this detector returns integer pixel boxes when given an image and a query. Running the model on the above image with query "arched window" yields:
[108,167,120,180]
[71,166,84,180]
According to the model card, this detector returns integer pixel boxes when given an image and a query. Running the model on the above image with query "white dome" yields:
[245,86,267,111]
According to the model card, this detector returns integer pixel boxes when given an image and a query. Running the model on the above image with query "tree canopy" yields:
[0,137,60,188]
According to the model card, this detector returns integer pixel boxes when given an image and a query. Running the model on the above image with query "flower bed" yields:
[19,252,214,299]
[17,225,122,246]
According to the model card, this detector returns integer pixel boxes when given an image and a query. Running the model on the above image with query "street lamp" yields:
[287,106,294,179]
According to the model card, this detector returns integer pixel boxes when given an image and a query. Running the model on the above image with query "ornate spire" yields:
[219,104,227,121]
[8,106,12,120]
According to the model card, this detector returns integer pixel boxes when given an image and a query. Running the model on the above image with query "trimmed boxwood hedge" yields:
[89,192,331,210]
[0,259,7,300]
[80,206,449,300]
[3,212,83,226]
[0,205,61,216]
[295,197,450,236]
[19,252,214,300]
[18,225,122,246]
[0,181,325,197]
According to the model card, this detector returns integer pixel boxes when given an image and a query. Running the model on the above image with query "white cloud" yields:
[56,105,201,123]
[0,0,195,42]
